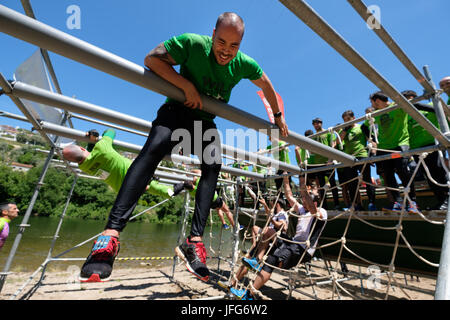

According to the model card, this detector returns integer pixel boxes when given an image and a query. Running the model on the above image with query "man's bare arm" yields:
[299,176,318,216]
[251,73,288,137]
[144,42,202,109]
[283,174,300,212]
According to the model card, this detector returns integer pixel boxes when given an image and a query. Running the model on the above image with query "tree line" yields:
[0,139,189,224]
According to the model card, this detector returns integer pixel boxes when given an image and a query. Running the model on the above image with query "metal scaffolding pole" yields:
[0,4,355,165]
[37,120,268,181]
[346,0,436,94]
[422,67,450,300]
[20,0,74,129]
[38,175,79,285]
[9,80,302,174]
[0,147,55,292]
[278,0,450,148]
[172,191,191,279]
[0,77,76,293]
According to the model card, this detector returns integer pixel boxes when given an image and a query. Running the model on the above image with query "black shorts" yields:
[262,239,311,273]
[210,196,223,210]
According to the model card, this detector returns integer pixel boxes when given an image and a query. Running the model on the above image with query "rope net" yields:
[201,127,449,300]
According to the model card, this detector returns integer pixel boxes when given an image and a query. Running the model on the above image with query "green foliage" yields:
[0,158,185,223]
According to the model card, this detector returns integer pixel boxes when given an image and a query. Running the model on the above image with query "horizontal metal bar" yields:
[10,81,302,174]
[279,0,450,148]
[0,4,355,165]
[347,0,436,94]
[38,120,266,180]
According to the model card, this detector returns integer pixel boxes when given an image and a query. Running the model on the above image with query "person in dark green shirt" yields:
[80,12,289,283]
[339,110,377,211]
[311,118,341,210]
[404,90,448,210]
[370,91,418,213]
[267,137,291,191]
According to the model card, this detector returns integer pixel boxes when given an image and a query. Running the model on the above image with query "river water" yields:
[0,217,238,273]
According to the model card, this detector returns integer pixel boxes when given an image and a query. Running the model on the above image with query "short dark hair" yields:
[342,110,354,119]
[304,129,314,137]
[312,117,322,124]
[401,90,418,99]
[369,91,389,102]
[0,202,15,212]
[215,12,245,37]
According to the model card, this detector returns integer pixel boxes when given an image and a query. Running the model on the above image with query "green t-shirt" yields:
[232,162,249,181]
[340,124,368,158]
[164,33,263,120]
[311,131,335,164]
[296,148,316,165]
[79,135,130,193]
[374,106,409,150]
[79,135,172,197]
[267,141,290,164]
[408,110,440,149]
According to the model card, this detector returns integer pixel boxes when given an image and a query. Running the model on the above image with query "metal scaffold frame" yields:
[0,0,448,300]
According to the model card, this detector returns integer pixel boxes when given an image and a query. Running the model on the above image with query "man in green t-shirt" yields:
[310,118,340,210]
[404,90,448,210]
[440,76,450,105]
[80,12,289,283]
[62,129,183,198]
[370,91,418,213]
[339,110,377,211]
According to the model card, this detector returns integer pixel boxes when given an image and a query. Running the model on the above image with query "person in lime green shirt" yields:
[370,91,418,213]
[311,118,341,210]
[0,202,19,250]
[62,129,182,198]
[339,110,377,211]
[404,90,449,210]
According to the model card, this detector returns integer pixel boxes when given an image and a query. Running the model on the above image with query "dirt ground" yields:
[0,258,436,300]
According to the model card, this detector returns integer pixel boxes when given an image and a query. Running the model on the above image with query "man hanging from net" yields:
[78,12,288,283]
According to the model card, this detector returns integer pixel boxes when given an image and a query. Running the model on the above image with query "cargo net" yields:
[208,141,449,300]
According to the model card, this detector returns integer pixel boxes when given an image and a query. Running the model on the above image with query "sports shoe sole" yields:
[175,246,209,282]
[78,273,111,283]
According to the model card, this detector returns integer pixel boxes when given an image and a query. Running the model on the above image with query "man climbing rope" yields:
[230,174,327,300]
[62,129,184,198]
[79,12,288,283]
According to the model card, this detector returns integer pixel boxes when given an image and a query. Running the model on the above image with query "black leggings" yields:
[105,103,222,237]
[414,148,448,203]
[344,160,376,204]
[376,146,416,202]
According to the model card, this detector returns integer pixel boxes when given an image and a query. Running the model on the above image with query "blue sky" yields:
[1,0,449,166]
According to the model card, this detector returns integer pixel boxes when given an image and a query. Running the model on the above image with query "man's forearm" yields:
[145,57,192,93]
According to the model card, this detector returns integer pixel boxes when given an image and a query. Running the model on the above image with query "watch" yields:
[273,111,282,118]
